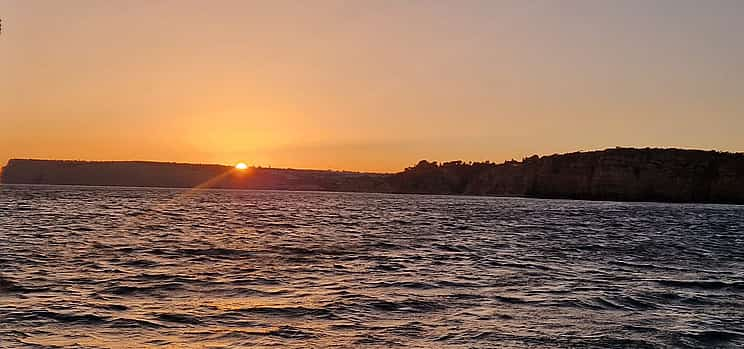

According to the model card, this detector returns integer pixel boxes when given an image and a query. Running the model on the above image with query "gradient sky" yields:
[2,0,743,172]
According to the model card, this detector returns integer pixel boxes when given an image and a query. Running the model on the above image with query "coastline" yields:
[3,147,744,205]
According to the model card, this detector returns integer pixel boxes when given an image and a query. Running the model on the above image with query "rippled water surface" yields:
[1,185,743,348]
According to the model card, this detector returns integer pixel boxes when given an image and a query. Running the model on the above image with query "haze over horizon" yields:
[2,0,743,172]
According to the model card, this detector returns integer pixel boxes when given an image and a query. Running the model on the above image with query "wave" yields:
[266,326,317,339]
[11,310,107,325]
[654,279,744,290]
[0,277,24,293]
[364,298,445,313]
[365,281,438,289]
[563,295,657,311]
[0,277,50,294]
[108,317,163,329]
[155,313,201,325]
[101,283,184,296]
[228,306,334,318]
[684,330,744,345]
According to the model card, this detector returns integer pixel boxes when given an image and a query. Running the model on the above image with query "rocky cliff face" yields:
[520,148,744,203]
[390,148,744,204]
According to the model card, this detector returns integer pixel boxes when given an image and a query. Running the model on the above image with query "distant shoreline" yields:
[3,147,744,204]
[5,182,743,208]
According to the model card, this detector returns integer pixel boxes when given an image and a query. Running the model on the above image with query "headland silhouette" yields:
[2,147,743,204]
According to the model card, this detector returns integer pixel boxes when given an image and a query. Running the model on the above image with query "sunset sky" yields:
[2,0,743,172]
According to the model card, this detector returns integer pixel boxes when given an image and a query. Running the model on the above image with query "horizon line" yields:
[3,146,743,175]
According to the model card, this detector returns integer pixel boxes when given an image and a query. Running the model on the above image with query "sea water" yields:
[1,185,743,348]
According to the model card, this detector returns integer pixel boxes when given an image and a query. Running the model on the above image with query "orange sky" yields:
[2,1,743,172]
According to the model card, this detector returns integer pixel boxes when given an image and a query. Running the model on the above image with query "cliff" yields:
[390,148,744,204]
[3,148,744,204]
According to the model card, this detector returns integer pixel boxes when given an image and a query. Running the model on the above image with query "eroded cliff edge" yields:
[390,148,744,204]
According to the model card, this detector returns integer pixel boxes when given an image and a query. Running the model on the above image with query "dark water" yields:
[1,185,743,348]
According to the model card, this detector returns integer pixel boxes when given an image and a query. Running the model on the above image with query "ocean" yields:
[1,185,743,348]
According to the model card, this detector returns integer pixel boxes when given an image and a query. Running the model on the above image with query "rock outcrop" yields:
[389,148,744,204]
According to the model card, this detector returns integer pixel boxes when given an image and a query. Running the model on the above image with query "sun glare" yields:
[235,162,248,170]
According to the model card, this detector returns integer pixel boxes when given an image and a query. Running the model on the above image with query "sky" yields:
[1,0,743,172]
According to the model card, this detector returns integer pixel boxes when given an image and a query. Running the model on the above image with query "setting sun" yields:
[2,1,744,348]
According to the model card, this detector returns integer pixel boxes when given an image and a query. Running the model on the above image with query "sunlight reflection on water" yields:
[1,185,743,348]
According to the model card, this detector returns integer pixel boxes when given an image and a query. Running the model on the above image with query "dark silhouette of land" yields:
[3,148,744,204]
[0,160,389,192]
[391,148,744,204]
